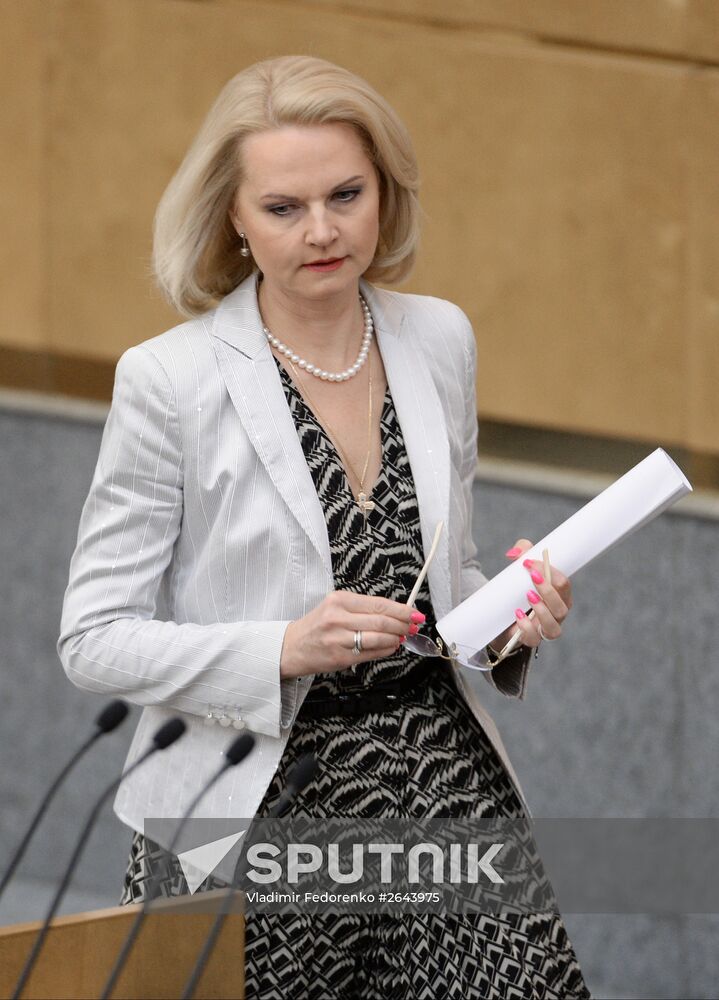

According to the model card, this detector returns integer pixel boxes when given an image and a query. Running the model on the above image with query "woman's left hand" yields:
[490,538,573,651]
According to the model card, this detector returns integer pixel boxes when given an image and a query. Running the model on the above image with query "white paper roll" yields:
[437,448,692,661]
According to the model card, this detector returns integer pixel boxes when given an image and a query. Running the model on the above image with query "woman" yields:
[58,55,588,997]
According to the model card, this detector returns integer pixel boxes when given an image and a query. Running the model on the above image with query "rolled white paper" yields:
[437,448,692,661]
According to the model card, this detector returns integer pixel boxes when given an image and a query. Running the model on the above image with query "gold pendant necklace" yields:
[284,353,376,529]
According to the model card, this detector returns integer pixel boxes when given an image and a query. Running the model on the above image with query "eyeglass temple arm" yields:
[407,520,444,609]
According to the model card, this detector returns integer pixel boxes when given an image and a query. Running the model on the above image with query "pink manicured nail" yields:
[522,558,534,569]
[515,608,526,620]
[410,611,426,624]
[409,623,419,636]
[505,547,522,558]
[527,590,541,605]
[530,570,544,585]
[399,635,406,642]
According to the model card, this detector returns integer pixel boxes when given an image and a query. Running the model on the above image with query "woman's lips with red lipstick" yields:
[303,257,346,272]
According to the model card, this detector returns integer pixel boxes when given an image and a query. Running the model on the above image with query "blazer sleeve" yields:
[57,345,291,739]
[457,311,534,700]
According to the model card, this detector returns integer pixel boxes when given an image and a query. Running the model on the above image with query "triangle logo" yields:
[177,829,248,894]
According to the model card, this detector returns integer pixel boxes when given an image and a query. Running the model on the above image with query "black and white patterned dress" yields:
[119,357,590,999]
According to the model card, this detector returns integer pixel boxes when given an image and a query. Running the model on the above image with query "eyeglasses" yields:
[403,521,526,672]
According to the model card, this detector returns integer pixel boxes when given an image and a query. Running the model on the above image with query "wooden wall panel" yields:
[0,1,47,350]
[687,69,719,453]
[403,47,690,445]
[689,0,719,62]
[305,0,719,62]
[1,0,717,457]
[47,0,225,358]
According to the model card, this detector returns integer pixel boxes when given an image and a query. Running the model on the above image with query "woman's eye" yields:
[268,204,294,216]
[334,188,361,203]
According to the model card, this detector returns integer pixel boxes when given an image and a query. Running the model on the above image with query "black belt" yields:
[298,657,448,720]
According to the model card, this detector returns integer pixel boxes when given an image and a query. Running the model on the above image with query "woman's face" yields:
[230,122,381,302]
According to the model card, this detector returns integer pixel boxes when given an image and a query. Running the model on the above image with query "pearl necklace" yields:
[262,294,374,381]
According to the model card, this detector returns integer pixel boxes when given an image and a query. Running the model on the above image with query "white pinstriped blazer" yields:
[58,273,533,837]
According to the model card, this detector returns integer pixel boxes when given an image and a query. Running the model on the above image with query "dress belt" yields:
[298,657,448,720]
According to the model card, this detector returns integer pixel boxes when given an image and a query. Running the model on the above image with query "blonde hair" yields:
[152,56,421,316]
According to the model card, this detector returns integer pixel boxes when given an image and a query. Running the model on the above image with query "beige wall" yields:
[1,0,717,454]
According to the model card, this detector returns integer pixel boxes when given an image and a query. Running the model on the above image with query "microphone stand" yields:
[0,700,129,903]
[100,732,256,1000]
[11,718,186,1000]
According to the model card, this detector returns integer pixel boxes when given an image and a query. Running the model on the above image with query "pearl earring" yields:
[239,232,251,258]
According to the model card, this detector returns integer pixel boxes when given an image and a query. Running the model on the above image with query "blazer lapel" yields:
[362,281,452,620]
[211,274,452,617]
[211,275,334,579]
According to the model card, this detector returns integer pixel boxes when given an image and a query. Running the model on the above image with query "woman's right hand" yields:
[279,591,422,679]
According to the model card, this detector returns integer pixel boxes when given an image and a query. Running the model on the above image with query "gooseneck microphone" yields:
[100,731,256,1000]
[12,717,186,1000]
[0,699,129,903]
[181,752,318,1000]
[271,752,319,818]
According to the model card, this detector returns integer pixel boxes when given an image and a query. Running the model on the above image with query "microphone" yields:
[12,717,186,1000]
[181,752,318,1000]
[0,699,129,903]
[272,752,319,818]
[100,731,256,1000]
